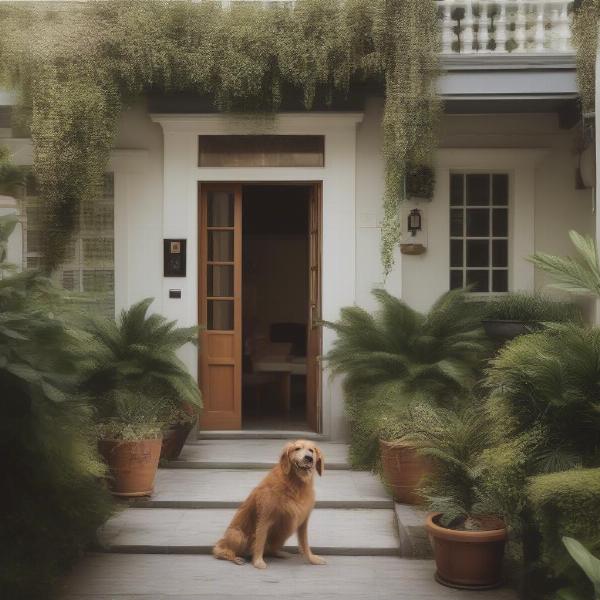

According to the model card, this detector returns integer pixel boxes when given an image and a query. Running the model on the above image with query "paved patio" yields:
[60,437,518,600]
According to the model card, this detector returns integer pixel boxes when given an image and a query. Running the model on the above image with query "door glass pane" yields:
[208,231,234,262]
[208,265,234,297]
[493,270,509,292]
[466,269,489,292]
[492,174,509,206]
[450,209,463,237]
[450,240,463,267]
[466,239,489,267]
[492,240,508,268]
[492,208,508,237]
[208,300,234,330]
[466,209,490,237]
[466,174,490,206]
[450,174,464,206]
[450,270,463,290]
[208,191,234,227]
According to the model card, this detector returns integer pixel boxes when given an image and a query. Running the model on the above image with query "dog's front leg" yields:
[297,518,326,565]
[252,516,269,569]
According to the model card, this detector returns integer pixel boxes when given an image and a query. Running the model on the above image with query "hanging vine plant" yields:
[0,0,440,275]
[572,0,600,113]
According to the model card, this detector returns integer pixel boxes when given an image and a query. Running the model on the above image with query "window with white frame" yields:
[449,172,509,293]
[22,173,115,315]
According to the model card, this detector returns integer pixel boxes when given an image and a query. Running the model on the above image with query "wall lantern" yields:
[408,208,422,236]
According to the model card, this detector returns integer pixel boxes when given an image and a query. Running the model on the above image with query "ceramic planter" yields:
[426,513,507,590]
[379,439,432,505]
[160,422,193,461]
[98,437,162,497]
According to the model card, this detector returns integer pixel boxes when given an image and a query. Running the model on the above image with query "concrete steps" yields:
[98,507,399,556]
[131,467,392,509]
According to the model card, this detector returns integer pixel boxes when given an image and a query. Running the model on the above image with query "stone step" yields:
[98,508,400,556]
[61,554,518,599]
[197,430,326,441]
[167,440,351,470]
[132,468,392,509]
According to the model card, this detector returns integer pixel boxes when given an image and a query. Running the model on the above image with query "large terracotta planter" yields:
[98,437,162,497]
[379,439,432,504]
[426,512,507,590]
[160,422,193,461]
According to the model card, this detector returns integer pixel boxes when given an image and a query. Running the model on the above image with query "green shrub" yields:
[481,293,582,324]
[528,469,600,599]
[325,288,489,467]
[0,271,113,599]
[486,324,600,471]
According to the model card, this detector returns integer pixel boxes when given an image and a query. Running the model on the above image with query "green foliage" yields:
[0,212,18,264]
[530,231,600,298]
[406,163,435,200]
[0,145,27,196]
[481,293,582,324]
[0,0,440,274]
[79,297,202,420]
[561,537,600,600]
[528,469,600,599]
[572,1,600,112]
[0,270,113,599]
[403,403,499,528]
[324,288,489,467]
[486,324,600,471]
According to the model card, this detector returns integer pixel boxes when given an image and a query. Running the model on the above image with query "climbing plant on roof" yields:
[0,0,440,275]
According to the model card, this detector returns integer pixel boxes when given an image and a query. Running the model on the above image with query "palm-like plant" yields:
[79,298,202,420]
[558,537,600,600]
[486,323,600,472]
[529,230,600,297]
[401,403,495,528]
[324,288,489,466]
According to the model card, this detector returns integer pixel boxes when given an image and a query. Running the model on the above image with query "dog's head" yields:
[280,439,324,478]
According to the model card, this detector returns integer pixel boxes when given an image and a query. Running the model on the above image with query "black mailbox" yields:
[164,239,186,277]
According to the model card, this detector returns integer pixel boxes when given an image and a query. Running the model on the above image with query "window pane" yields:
[450,239,463,267]
[208,265,234,297]
[450,270,463,290]
[466,209,490,237]
[83,270,114,293]
[83,238,114,263]
[466,269,489,292]
[492,240,508,268]
[208,300,234,330]
[208,192,234,227]
[450,209,463,237]
[466,239,489,268]
[493,270,509,292]
[492,208,508,237]
[466,174,490,206]
[492,174,509,206]
[450,174,464,206]
[62,270,78,291]
[208,231,234,262]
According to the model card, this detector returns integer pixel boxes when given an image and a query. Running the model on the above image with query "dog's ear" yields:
[315,446,324,477]
[280,442,294,476]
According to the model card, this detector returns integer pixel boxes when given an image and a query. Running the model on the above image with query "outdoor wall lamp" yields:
[407,208,422,236]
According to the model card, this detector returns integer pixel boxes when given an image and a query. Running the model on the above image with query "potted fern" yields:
[405,405,507,590]
[81,298,202,494]
[325,289,489,504]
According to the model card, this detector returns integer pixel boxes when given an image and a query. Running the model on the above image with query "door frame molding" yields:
[152,112,363,439]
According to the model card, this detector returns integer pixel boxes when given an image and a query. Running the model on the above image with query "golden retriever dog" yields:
[213,439,326,569]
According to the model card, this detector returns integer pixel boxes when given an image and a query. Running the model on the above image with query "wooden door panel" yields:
[306,184,322,432]
[199,184,242,430]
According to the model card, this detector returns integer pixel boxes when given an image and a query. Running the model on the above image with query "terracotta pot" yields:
[98,437,162,497]
[426,512,507,590]
[379,439,432,504]
[160,422,193,461]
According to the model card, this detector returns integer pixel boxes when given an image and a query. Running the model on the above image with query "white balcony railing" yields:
[438,0,574,55]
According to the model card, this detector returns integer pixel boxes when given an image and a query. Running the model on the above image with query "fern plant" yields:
[78,298,202,421]
[529,230,600,297]
[486,324,600,472]
[324,288,489,467]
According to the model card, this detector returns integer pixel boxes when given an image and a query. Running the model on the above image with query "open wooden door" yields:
[199,183,242,430]
[306,184,322,432]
